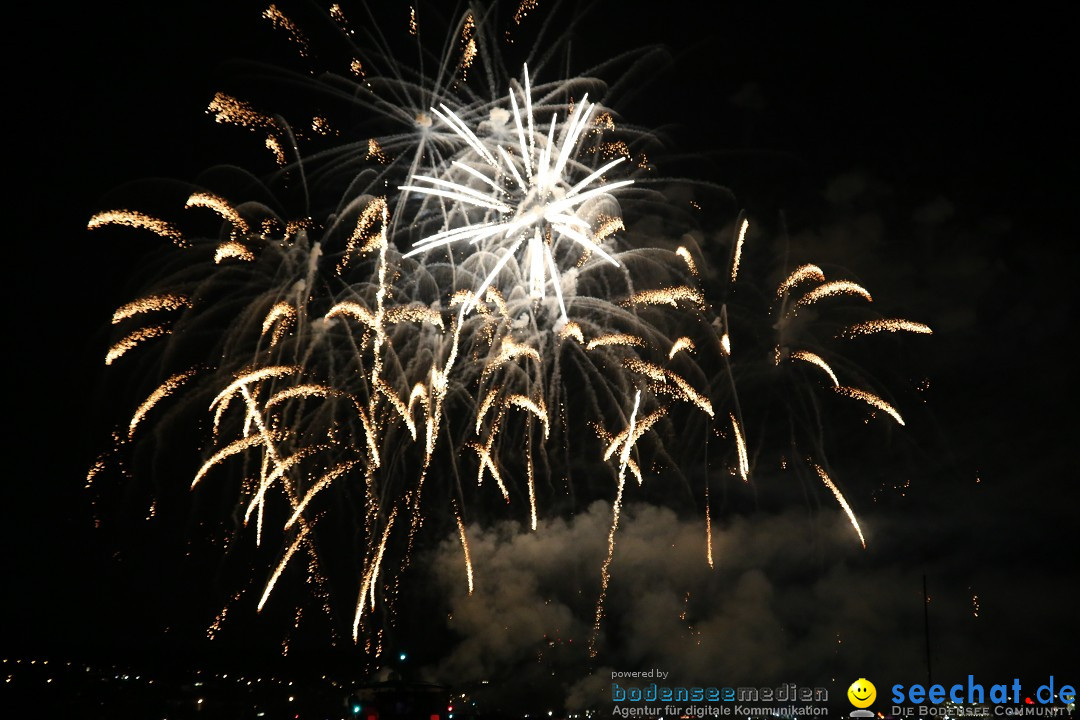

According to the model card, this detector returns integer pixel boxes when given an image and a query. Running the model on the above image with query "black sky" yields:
[6,0,1077,696]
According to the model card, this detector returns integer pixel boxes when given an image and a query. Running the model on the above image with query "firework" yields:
[88,0,929,660]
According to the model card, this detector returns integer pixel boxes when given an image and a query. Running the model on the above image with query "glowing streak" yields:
[623,286,704,309]
[214,241,254,263]
[730,413,749,481]
[376,377,417,440]
[485,338,541,376]
[210,366,300,413]
[705,485,714,569]
[257,527,309,612]
[337,197,388,274]
[790,350,839,387]
[795,280,873,311]
[675,246,698,276]
[285,461,359,529]
[186,193,250,237]
[326,301,375,327]
[244,449,315,524]
[731,218,749,282]
[841,319,933,338]
[602,408,667,467]
[385,306,444,327]
[586,333,645,350]
[264,384,334,411]
[112,294,191,323]
[835,386,905,426]
[506,395,549,439]
[668,337,695,359]
[476,389,500,433]
[591,390,641,657]
[192,434,267,488]
[206,92,277,130]
[353,509,397,641]
[88,210,186,246]
[129,369,197,438]
[105,324,170,365]
[776,264,825,297]
[813,464,866,549]
[559,321,584,344]
[262,4,309,56]
[720,332,731,356]
[624,359,714,416]
[455,514,474,595]
[261,302,296,346]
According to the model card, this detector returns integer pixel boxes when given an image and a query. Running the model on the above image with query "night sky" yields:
[6,0,1077,709]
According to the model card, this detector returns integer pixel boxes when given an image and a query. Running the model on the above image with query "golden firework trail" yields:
[88,210,187,247]
[841,319,933,338]
[105,324,171,365]
[112,294,191,323]
[730,218,749,282]
[835,386,905,426]
[129,369,197,438]
[812,464,866,549]
[591,389,641,657]
[790,350,839,387]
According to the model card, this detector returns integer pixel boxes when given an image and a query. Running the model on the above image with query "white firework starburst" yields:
[400,64,634,319]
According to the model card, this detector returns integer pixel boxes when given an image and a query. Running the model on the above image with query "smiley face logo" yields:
[847,678,877,709]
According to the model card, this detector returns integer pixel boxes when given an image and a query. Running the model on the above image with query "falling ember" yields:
[730,218,749,283]
[776,264,825,298]
[213,241,254,263]
[559,321,585,344]
[840,319,933,338]
[459,13,477,76]
[623,286,704,309]
[730,414,749,481]
[668,337,695,359]
[338,197,388,274]
[112,294,191,323]
[366,138,389,164]
[790,350,839,387]
[262,4,310,57]
[261,302,297,346]
[812,464,866,549]
[586,333,645,351]
[455,513,474,595]
[257,528,309,611]
[705,484,714,569]
[186,192,251,237]
[88,210,186,247]
[514,0,539,24]
[675,246,698,276]
[285,461,358,530]
[835,386,905,426]
[265,134,286,165]
[591,390,641,656]
[794,280,873,312]
[129,369,197,438]
[105,324,171,365]
[206,92,277,130]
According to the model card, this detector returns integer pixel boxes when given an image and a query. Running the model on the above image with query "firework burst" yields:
[88,0,929,660]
